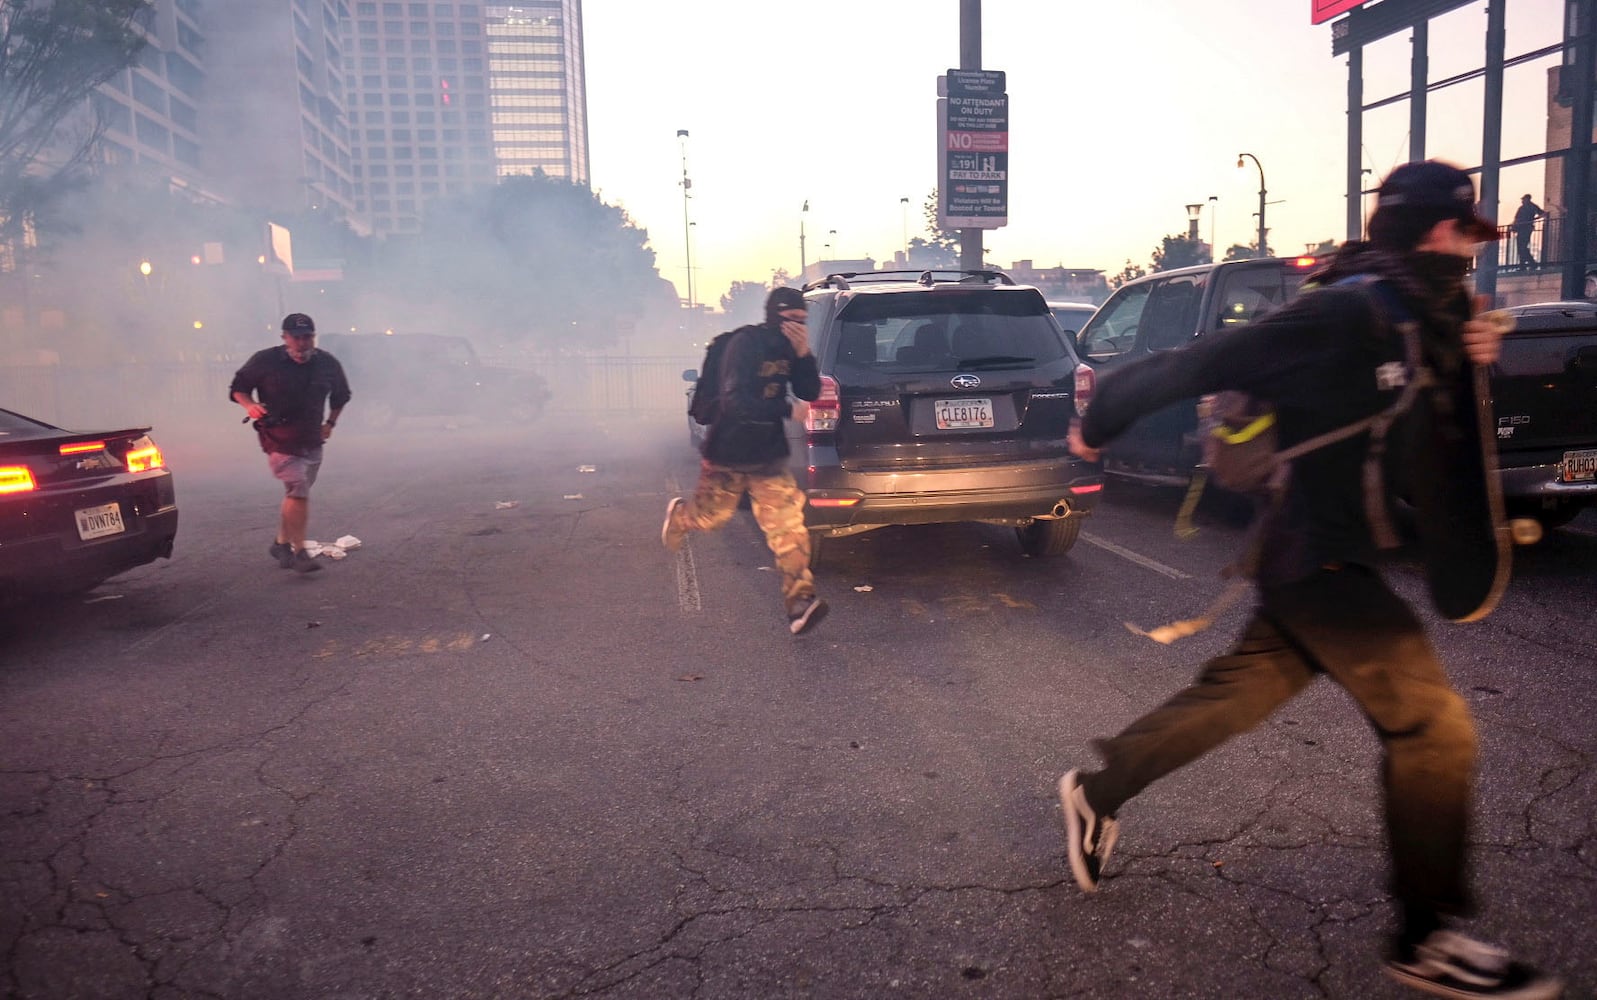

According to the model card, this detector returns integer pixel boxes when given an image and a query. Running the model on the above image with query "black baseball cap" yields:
[1374,161,1499,242]
[765,287,806,322]
[281,312,316,334]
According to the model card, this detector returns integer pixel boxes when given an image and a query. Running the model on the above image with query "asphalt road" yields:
[3,416,1593,1000]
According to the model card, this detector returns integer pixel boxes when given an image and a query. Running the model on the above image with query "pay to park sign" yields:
[938,68,1008,230]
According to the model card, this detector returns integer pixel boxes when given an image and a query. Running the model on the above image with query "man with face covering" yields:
[230,313,352,574]
[662,287,827,634]
[1057,162,1561,999]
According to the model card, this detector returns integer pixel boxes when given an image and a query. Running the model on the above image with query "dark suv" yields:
[1074,256,1321,484]
[318,333,550,429]
[788,270,1102,559]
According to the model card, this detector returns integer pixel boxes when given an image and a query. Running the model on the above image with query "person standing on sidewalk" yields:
[1511,194,1545,269]
[1057,161,1561,999]
[661,287,828,635]
[230,313,351,574]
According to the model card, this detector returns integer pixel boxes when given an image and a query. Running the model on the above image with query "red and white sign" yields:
[946,131,1009,153]
[1312,0,1369,24]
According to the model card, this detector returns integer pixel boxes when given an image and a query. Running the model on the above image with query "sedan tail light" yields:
[125,436,165,472]
[0,465,38,494]
[806,376,840,434]
[1073,363,1096,417]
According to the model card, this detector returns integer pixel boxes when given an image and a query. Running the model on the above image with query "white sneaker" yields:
[1058,769,1119,893]
[1385,929,1562,999]
[661,497,685,552]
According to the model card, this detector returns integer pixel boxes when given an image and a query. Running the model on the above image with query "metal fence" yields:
[0,354,694,429]
[1495,214,1583,272]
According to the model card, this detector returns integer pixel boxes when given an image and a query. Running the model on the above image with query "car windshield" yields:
[833,293,1067,372]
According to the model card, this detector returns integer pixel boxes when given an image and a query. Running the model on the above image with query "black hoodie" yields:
[1079,247,1475,587]
[701,321,821,469]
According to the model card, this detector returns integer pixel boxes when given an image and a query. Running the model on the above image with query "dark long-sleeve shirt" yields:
[1081,283,1470,587]
[230,346,352,456]
[701,322,821,468]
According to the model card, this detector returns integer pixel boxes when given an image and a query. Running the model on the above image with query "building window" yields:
[131,73,167,114]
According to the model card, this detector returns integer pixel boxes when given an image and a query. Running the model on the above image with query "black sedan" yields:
[0,407,178,599]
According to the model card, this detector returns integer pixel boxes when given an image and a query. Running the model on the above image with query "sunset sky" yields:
[583,0,1565,307]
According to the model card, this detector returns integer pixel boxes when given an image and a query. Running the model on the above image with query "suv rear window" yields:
[832,292,1068,372]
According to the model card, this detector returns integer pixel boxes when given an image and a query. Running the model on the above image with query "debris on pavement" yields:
[307,621,322,629]
[563,494,584,500]
[303,535,361,560]
[677,674,704,682]
[853,585,873,592]
[577,465,597,473]
[494,500,519,509]
[83,594,124,604]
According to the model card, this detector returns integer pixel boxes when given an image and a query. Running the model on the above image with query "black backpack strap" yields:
[1330,274,1433,549]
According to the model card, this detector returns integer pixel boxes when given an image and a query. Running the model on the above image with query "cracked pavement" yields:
[3,420,1593,998]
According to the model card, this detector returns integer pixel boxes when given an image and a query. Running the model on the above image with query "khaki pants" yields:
[671,460,815,615]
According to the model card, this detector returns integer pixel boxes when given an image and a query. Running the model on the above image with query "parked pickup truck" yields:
[318,332,550,429]
[1492,301,1597,528]
[1076,263,1597,532]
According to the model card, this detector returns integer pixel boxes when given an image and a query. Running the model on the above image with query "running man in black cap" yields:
[662,287,828,634]
[230,313,351,574]
[1058,161,1561,999]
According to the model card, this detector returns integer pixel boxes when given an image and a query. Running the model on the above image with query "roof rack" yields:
[801,268,1015,292]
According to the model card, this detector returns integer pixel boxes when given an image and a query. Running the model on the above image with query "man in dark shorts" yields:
[230,313,352,573]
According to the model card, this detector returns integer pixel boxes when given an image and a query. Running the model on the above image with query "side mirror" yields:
[682,368,698,382]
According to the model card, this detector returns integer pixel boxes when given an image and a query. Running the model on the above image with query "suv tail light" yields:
[1073,363,1096,417]
[806,376,840,433]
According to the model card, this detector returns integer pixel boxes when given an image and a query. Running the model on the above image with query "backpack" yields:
[1133,276,1433,644]
[687,328,743,426]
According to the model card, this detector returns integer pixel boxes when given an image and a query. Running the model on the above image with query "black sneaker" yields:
[291,548,323,574]
[269,541,294,569]
[661,497,686,553]
[1058,769,1119,893]
[788,596,828,635]
[1385,930,1562,999]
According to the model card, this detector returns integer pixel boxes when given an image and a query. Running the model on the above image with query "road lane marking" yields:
[1081,531,1192,580]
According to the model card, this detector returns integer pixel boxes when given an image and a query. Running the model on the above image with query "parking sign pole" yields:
[959,0,982,271]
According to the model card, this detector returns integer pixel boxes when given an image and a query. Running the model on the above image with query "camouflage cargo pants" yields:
[669,461,815,615]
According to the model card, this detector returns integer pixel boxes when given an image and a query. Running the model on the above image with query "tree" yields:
[1149,233,1212,272]
[719,279,768,326]
[1223,242,1263,262]
[1107,259,1147,290]
[907,188,960,267]
[375,171,660,348]
[0,0,151,246]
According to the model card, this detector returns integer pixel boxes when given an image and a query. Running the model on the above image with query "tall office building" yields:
[485,2,589,185]
[90,0,359,223]
[341,0,589,237]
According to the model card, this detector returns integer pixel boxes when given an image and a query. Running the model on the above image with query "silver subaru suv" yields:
[789,269,1102,563]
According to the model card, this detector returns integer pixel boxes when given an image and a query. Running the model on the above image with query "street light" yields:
[826,229,837,259]
[1208,195,1218,257]
[1185,203,1203,242]
[676,129,693,308]
[1237,153,1268,257]
[900,196,911,261]
[800,200,809,278]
